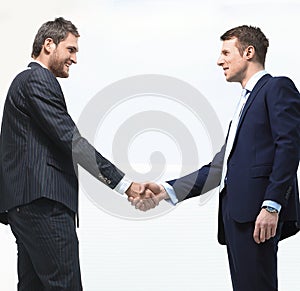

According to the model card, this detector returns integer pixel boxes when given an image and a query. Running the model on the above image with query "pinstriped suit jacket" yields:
[0,62,124,224]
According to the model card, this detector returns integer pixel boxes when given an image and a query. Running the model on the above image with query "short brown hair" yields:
[220,25,269,66]
[31,17,80,58]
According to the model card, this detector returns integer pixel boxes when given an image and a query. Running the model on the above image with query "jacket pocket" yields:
[250,165,272,178]
[46,156,75,176]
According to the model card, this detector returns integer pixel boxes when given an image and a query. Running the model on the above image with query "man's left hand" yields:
[253,208,279,244]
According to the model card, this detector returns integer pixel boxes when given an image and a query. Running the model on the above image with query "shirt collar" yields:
[244,70,268,92]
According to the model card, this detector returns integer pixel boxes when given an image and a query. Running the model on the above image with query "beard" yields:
[48,52,70,78]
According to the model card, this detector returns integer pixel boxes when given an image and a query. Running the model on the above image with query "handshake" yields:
[125,182,170,211]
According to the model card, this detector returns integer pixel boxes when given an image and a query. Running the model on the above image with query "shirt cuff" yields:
[161,182,179,205]
[114,177,132,195]
[262,200,282,213]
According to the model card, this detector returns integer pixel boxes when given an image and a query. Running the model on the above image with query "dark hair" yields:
[31,17,80,58]
[220,25,269,66]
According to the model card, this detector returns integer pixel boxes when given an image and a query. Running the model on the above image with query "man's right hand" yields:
[128,182,169,211]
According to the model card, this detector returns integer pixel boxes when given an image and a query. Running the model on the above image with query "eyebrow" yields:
[68,46,79,52]
[221,49,230,54]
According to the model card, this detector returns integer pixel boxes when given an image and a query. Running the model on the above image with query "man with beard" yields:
[0,17,150,290]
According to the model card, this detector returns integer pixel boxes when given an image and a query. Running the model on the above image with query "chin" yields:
[59,72,69,78]
[226,76,235,83]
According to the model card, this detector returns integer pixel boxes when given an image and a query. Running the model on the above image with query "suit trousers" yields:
[221,192,282,291]
[8,198,82,291]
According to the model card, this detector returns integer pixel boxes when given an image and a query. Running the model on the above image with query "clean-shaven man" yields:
[132,25,300,291]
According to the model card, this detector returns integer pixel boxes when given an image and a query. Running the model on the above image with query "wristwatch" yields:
[262,206,278,213]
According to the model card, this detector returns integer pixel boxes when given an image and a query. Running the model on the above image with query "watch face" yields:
[265,206,277,213]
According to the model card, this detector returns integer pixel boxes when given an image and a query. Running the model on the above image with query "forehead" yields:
[59,33,79,50]
[221,38,239,51]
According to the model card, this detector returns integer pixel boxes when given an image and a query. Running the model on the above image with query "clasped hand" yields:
[125,182,168,211]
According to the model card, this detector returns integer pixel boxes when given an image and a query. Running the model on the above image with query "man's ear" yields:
[244,45,255,60]
[44,38,56,54]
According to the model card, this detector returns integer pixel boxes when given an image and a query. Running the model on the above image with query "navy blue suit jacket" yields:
[167,74,300,244]
[0,62,124,224]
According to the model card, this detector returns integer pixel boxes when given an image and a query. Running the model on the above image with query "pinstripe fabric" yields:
[0,62,125,220]
[0,62,126,289]
[8,198,82,291]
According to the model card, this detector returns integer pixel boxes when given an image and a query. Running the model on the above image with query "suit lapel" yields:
[229,74,272,157]
[237,74,272,130]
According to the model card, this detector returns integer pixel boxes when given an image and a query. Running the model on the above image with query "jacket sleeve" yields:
[166,143,226,202]
[25,66,124,189]
[264,77,300,206]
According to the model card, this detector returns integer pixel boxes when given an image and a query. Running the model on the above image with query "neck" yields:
[34,55,49,70]
[241,63,264,88]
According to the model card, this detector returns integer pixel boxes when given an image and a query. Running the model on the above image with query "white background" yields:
[0,0,300,290]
